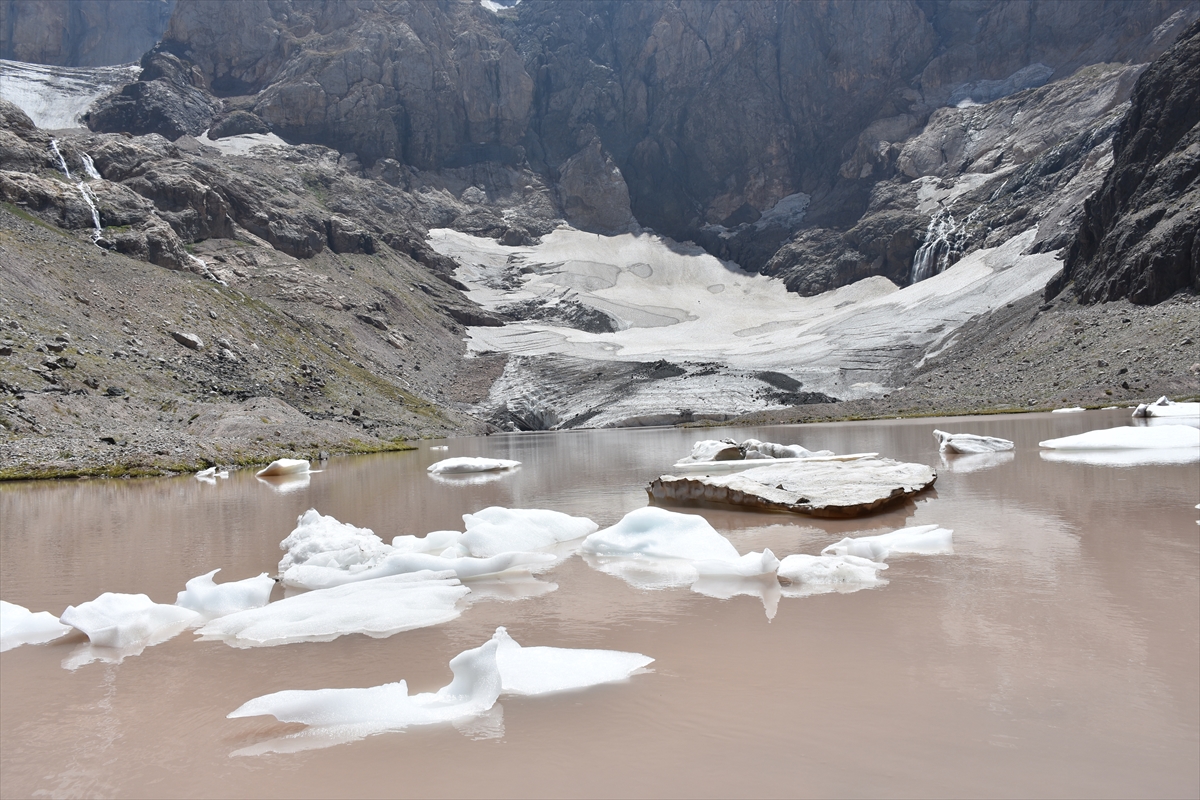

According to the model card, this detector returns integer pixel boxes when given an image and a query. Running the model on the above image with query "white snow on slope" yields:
[430,225,1060,423]
[0,59,139,129]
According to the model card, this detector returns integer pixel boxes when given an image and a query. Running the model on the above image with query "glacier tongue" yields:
[0,58,140,130]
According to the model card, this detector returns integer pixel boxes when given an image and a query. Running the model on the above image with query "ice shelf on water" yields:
[933,429,1014,454]
[428,457,520,474]
[58,592,200,668]
[175,569,274,620]
[1133,396,1200,422]
[821,525,955,561]
[0,600,72,651]
[1051,407,1087,413]
[227,626,650,754]
[256,458,310,477]
[278,507,596,589]
[197,571,469,648]
[1039,425,1200,451]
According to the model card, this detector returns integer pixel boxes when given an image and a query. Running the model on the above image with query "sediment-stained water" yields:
[1,410,1197,798]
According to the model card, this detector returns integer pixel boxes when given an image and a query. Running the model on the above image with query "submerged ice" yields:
[821,525,954,561]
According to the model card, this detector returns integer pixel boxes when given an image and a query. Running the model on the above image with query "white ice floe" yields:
[430,445,449,451]
[175,569,274,620]
[933,429,1014,454]
[493,627,653,695]
[428,457,520,474]
[197,571,468,648]
[256,458,310,477]
[278,507,594,589]
[1040,448,1200,466]
[821,524,954,561]
[60,592,200,650]
[196,466,218,478]
[581,507,779,595]
[1051,407,1086,413]
[776,554,888,596]
[228,625,648,754]
[0,600,72,651]
[676,438,833,464]
[1133,396,1200,422]
[1039,425,1200,450]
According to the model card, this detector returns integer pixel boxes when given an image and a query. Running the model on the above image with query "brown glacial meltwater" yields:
[1,409,1197,798]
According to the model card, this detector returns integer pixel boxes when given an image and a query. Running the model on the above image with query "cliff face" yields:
[1048,17,1200,304]
[0,0,173,66]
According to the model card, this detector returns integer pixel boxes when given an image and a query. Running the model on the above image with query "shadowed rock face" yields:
[1049,17,1200,305]
[0,0,174,67]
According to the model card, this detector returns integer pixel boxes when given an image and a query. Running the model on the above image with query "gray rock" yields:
[170,331,204,350]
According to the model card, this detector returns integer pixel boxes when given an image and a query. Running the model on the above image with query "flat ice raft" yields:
[1039,425,1200,450]
[428,457,520,474]
[648,457,936,517]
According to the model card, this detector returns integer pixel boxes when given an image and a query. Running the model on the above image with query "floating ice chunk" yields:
[582,507,741,562]
[1133,397,1200,421]
[677,438,833,465]
[196,466,218,478]
[256,458,310,477]
[175,569,274,620]
[197,571,468,647]
[228,630,502,754]
[777,554,888,589]
[428,457,520,474]
[282,550,556,590]
[681,439,743,462]
[1040,448,1200,466]
[458,507,599,557]
[821,524,954,561]
[390,529,464,555]
[430,445,449,451]
[492,627,653,695]
[933,430,1014,454]
[1039,425,1200,450]
[279,509,391,573]
[0,600,72,651]
[694,548,780,577]
[741,438,833,459]
[1051,406,1086,413]
[60,592,200,650]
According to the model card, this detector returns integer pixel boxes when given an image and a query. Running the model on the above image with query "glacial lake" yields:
[1,409,1197,798]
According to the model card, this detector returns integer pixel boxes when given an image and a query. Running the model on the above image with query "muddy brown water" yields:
[2,410,1197,799]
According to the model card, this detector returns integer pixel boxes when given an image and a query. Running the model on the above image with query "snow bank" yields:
[1039,425,1200,450]
[198,571,467,647]
[0,600,72,651]
[821,525,954,560]
[933,430,1014,454]
[60,592,199,649]
[175,569,274,619]
[257,458,310,477]
[228,625,649,754]
[493,627,652,695]
[428,457,520,474]
[1133,397,1200,421]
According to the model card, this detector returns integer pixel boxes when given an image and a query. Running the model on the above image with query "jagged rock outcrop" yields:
[1049,17,1200,304]
[0,0,173,67]
[85,46,220,139]
[557,137,635,233]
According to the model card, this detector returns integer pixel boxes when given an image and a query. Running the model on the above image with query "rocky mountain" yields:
[1047,16,1200,305]
[0,0,173,67]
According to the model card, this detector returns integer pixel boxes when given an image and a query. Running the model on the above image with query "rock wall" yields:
[1048,17,1200,304]
[0,0,173,66]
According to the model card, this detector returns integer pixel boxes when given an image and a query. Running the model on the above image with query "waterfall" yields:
[49,138,102,243]
[909,207,981,284]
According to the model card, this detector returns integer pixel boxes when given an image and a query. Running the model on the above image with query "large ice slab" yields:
[428,457,520,474]
[1039,425,1200,450]
[175,569,275,620]
[60,592,200,650]
[582,507,742,562]
[933,430,1014,454]
[493,627,653,695]
[1133,397,1200,421]
[0,600,72,651]
[648,457,937,517]
[197,571,468,647]
[821,524,954,560]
